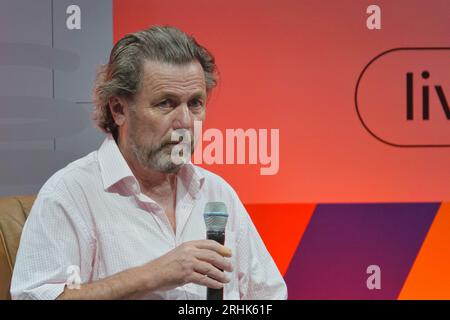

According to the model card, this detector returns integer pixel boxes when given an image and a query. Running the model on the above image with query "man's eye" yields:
[157,100,173,108]
[188,99,203,109]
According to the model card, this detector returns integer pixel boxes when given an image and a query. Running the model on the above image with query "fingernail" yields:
[223,246,232,257]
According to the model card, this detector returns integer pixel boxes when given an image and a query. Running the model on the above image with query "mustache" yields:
[164,131,194,146]
[157,138,194,151]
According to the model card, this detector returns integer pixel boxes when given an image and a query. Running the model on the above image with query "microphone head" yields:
[203,202,229,232]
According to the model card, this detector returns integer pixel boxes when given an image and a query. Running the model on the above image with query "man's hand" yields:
[143,239,233,291]
[58,239,233,300]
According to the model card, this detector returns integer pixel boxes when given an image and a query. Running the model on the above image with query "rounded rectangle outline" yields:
[355,47,450,148]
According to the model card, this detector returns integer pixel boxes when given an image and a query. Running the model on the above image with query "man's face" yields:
[124,60,207,173]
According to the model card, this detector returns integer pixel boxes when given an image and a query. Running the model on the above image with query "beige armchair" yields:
[0,195,36,300]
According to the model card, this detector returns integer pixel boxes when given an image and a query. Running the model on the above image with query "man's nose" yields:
[172,103,192,129]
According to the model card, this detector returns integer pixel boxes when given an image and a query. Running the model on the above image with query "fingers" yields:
[195,249,233,272]
[171,240,234,290]
[192,240,232,257]
[190,272,225,289]
[194,260,230,284]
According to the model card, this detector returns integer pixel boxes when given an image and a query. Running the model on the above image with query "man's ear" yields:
[108,97,128,127]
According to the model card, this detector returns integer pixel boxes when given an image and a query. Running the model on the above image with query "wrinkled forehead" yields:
[139,59,207,98]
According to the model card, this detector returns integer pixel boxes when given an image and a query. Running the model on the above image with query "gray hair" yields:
[92,25,218,137]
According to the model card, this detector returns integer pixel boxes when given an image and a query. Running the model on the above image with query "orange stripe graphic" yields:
[399,203,450,299]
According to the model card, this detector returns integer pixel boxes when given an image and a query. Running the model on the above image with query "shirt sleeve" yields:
[10,189,94,300]
[234,199,288,300]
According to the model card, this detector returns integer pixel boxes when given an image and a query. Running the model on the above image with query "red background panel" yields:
[244,203,315,275]
[113,0,450,204]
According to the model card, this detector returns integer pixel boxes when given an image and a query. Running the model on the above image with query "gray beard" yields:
[129,135,183,173]
[126,108,195,173]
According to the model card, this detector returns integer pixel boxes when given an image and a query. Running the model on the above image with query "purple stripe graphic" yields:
[284,203,440,299]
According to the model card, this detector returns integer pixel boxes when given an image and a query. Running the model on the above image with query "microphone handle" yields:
[206,231,225,300]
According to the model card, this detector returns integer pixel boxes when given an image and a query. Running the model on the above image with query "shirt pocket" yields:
[224,231,240,300]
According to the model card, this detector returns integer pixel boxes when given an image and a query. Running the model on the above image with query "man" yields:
[10,26,287,300]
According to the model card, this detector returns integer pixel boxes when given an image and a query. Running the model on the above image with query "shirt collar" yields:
[97,134,205,198]
[98,134,135,191]
[177,159,205,199]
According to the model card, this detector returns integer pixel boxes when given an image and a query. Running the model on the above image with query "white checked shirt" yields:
[10,135,287,300]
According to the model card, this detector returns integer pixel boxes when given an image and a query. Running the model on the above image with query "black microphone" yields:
[203,201,229,300]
